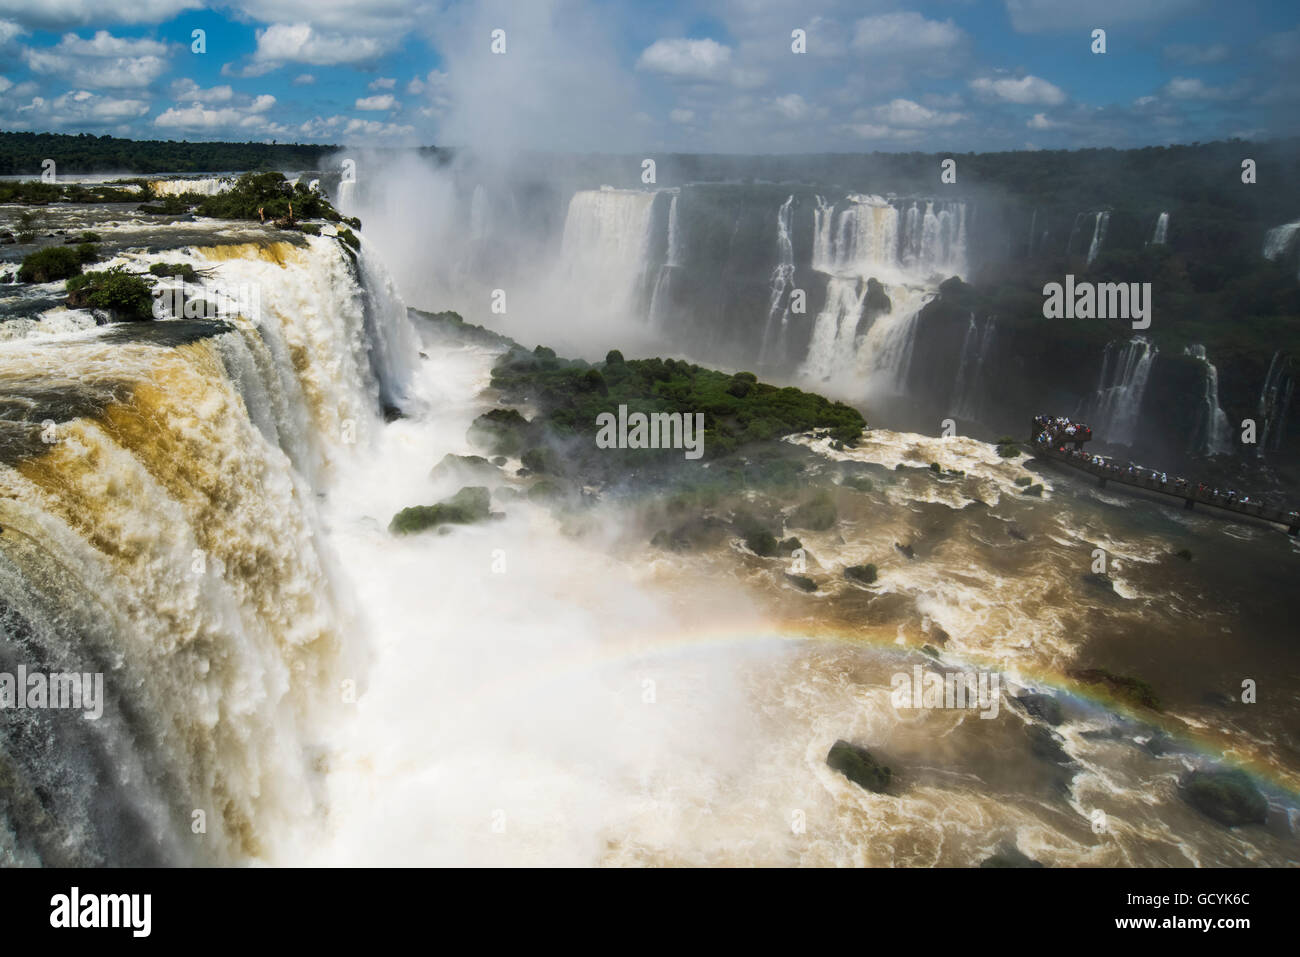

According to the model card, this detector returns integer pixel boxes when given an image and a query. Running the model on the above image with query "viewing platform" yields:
[1029,415,1300,536]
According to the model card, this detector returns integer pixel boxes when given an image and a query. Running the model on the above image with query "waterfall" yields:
[469,184,489,241]
[148,176,234,197]
[1151,212,1169,245]
[1086,211,1110,266]
[0,233,416,864]
[559,187,658,323]
[951,315,996,420]
[647,190,681,327]
[1086,338,1156,446]
[759,195,795,367]
[1257,351,1295,451]
[800,193,966,392]
[1263,220,1300,279]
[1183,345,1233,455]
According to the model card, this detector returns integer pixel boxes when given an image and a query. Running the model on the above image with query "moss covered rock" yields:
[1181,770,1267,827]
[844,563,878,585]
[826,739,892,793]
[390,486,492,535]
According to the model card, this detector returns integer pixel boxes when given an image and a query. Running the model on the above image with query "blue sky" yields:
[0,0,1295,152]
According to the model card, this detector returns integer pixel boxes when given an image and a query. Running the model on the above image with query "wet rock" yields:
[1173,548,1193,562]
[1015,693,1064,726]
[1021,483,1044,497]
[1082,572,1114,593]
[921,644,940,659]
[980,844,1044,868]
[928,624,950,645]
[894,542,915,559]
[826,740,892,793]
[1006,523,1028,541]
[844,563,878,585]
[1025,725,1073,766]
[1180,769,1267,827]
[1144,732,1192,757]
[776,536,803,556]
[431,453,499,483]
[389,486,493,535]
[784,573,817,592]
[651,516,730,552]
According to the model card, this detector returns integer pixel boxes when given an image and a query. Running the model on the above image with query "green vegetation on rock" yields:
[65,267,156,321]
[826,739,892,793]
[389,486,493,535]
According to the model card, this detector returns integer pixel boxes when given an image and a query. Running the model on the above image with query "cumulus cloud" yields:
[1162,76,1248,101]
[0,0,198,30]
[24,30,170,88]
[170,78,234,104]
[871,98,965,127]
[233,22,390,75]
[154,93,278,131]
[771,94,808,121]
[355,93,397,111]
[851,13,965,56]
[637,37,732,81]
[7,89,150,127]
[292,73,316,85]
[970,74,1067,105]
[368,76,396,91]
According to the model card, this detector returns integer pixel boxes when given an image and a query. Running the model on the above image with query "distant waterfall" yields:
[1086,338,1157,446]
[1151,212,1169,245]
[800,193,966,392]
[560,187,658,323]
[1257,352,1296,451]
[1183,345,1233,455]
[951,315,996,420]
[148,176,234,197]
[1086,211,1110,266]
[648,190,681,327]
[759,195,795,367]
[1263,220,1300,279]
[469,184,489,240]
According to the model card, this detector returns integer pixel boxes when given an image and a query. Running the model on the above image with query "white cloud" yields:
[1027,112,1056,129]
[0,74,10,93]
[24,30,170,88]
[637,38,732,81]
[970,74,1066,105]
[851,13,965,56]
[772,94,808,121]
[170,78,233,104]
[669,108,695,124]
[10,89,150,126]
[368,76,396,91]
[1162,76,1248,101]
[839,123,924,142]
[0,17,22,43]
[154,94,277,130]
[292,73,316,85]
[0,0,199,30]
[237,22,389,75]
[872,98,965,127]
[342,117,413,138]
[355,93,397,111]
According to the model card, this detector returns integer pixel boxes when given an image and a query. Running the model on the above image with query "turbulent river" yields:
[0,194,1296,866]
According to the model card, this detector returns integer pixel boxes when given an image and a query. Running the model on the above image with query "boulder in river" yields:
[1180,769,1267,827]
[826,739,892,793]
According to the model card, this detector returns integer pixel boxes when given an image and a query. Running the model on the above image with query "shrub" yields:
[148,262,199,282]
[17,245,83,283]
[389,486,492,535]
[66,267,156,321]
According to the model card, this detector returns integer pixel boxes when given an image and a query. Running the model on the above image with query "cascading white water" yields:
[758,195,795,366]
[1086,337,1156,446]
[1152,212,1169,245]
[800,194,966,393]
[0,229,419,864]
[1183,344,1232,455]
[1263,220,1300,279]
[149,177,234,197]
[647,190,681,327]
[560,187,658,324]
[1086,211,1110,266]
[1257,351,1295,451]
[951,315,996,420]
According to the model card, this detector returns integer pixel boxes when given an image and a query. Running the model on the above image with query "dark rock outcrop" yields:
[826,739,892,793]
